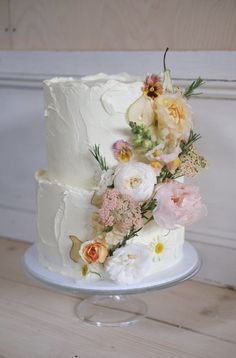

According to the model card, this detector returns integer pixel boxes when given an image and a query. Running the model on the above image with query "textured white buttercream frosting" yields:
[36,73,185,282]
[44,73,143,188]
[36,170,184,281]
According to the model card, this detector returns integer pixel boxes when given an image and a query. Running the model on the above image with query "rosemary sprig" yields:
[89,144,109,171]
[171,169,183,180]
[103,225,113,233]
[184,77,205,99]
[109,200,156,255]
[157,166,173,183]
[180,130,201,154]
[109,226,143,255]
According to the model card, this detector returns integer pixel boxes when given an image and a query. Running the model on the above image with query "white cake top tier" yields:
[44,73,143,188]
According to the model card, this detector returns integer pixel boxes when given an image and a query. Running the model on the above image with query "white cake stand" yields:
[22,242,201,327]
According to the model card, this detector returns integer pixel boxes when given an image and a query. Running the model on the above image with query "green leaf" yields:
[129,121,156,153]
[141,198,157,216]
[103,225,113,233]
[89,144,109,171]
[184,77,205,99]
[180,130,201,154]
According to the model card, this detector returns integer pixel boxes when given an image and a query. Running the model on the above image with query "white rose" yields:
[105,243,154,284]
[114,162,156,202]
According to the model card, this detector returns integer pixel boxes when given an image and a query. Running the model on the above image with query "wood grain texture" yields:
[0,0,10,49]
[0,237,236,358]
[8,0,236,50]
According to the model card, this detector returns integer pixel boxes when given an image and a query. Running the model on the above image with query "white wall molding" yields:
[0,73,236,100]
[0,51,236,79]
[187,229,236,250]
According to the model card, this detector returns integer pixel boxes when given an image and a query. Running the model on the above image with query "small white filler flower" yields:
[95,168,114,195]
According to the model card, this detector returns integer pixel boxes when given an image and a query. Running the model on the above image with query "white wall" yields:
[0,51,236,287]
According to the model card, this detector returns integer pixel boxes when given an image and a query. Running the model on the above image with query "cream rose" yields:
[79,240,108,264]
[114,162,156,202]
[155,93,193,142]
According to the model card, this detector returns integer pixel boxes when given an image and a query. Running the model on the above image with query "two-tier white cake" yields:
[36,73,184,281]
[35,72,206,284]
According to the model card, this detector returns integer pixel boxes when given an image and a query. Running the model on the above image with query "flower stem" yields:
[163,47,169,72]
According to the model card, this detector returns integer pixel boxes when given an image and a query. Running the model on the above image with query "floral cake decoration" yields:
[69,48,208,283]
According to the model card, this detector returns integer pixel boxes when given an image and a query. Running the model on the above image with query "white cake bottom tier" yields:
[35,170,185,282]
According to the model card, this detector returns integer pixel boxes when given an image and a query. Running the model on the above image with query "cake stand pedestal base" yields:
[75,294,147,327]
[22,242,201,327]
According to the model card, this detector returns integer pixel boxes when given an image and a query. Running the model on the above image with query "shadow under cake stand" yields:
[22,242,201,327]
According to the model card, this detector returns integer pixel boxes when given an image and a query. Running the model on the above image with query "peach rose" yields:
[79,240,108,264]
[153,181,207,229]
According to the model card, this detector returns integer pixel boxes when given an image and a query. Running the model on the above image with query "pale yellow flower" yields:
[146,143,181,175]
[155,93,193,143]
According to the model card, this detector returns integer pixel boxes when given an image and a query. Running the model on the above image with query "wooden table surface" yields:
[0,237,235,358]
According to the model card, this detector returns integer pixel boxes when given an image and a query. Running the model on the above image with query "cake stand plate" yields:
[23,242,201,327]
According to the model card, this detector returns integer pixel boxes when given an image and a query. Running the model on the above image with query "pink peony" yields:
[153,181,207,229]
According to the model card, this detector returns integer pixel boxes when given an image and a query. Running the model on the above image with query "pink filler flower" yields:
[99,188,142,234]
[153,181,207,229]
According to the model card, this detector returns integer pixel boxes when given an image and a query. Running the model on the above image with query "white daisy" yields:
[149,235,175,262]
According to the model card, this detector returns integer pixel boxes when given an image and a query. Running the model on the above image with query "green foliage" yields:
[180,130,201,154]
[141,198,157,217]
[109,226,143,255]
[184,77,205,99]
[109,198,157,255]
[156,166,173,183]
[129,121,155,152]
[89,144,109,171]
[103,225,113,233]
[90,271,102,278]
